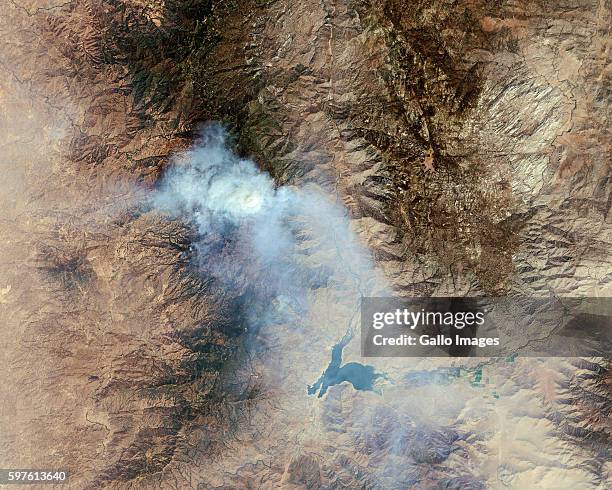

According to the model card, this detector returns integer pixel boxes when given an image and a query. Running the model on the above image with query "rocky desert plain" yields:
[0,1,610,489]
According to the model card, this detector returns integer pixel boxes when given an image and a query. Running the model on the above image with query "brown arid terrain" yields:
[0,1,610,489]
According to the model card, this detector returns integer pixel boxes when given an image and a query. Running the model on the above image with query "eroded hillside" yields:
[0,0,609,488]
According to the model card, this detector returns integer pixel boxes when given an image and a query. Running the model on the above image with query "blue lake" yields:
[308,329,387,398]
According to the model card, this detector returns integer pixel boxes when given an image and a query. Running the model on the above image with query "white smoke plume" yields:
[153,123,385,306]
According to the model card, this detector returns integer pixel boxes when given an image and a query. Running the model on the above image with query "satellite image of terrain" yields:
[0,0,610,488]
